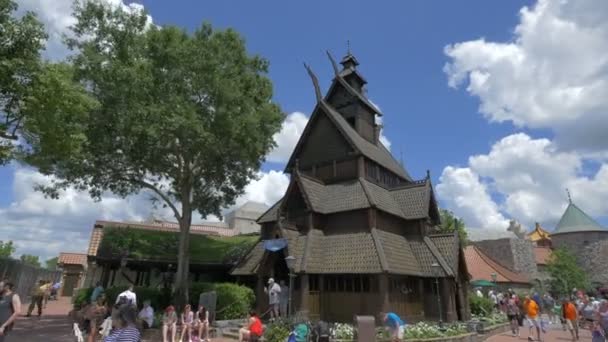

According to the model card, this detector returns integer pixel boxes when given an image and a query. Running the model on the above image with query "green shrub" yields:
[214,282,255,320]
[104,286,169,310]
[73,287,94,308]
[264,320,290,342]
[469,295,494,316]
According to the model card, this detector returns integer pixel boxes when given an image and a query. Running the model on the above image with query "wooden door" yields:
[308,291,320,320]
[62,274,79,297]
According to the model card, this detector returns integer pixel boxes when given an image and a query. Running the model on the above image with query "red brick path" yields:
[485,324,594,342]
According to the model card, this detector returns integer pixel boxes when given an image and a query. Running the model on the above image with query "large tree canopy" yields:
[438,209,468,243]
[26,2,283,305]
[547,247,589,296]
[0,0,46,163]
[0,241,15,258]
[20,254,41,268]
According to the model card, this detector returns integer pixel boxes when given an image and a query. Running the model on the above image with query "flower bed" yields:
[328,322,471,342]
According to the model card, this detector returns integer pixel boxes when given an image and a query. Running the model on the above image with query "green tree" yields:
[547,247,589,296]
[0,0,46,163]
[0,241,15,258]
[20,254,41,268]
[439,209,468,243]
[45,256,58,270]
[26,2,283,306]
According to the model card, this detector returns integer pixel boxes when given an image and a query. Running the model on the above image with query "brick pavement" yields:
[485,324,594,342]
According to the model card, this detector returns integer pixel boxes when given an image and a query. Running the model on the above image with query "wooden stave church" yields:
[232,51,470,323]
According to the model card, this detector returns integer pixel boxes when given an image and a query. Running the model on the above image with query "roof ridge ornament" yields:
[566,188,572,204]
[303,62,322,102]
[326,50,340,76]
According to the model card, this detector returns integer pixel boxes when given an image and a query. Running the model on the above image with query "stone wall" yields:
[552,231,608,284]
[473,238,538,280]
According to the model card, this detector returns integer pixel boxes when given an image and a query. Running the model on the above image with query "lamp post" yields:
[431,262,443,327]
[285,255,296,317]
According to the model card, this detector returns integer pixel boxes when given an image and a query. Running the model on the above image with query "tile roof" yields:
[306,230,383,274]
[553,202,606,235]
[428,233,460,275]
[375,229,422,275]
[534,247,552,266]
[58,252,87,267]
[464,245,529,284]
[87,219,238,256]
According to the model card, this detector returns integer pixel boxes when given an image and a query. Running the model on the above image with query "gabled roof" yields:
[284,100,412,182]
[528,222,551,241]
[58,252,87,267]
[257,199,283,223]
[553,201,605,235]
[464,245,529,284]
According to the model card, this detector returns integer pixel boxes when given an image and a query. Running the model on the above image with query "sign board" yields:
[199,291,217,323]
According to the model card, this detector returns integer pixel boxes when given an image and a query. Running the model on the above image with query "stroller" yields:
[288,323,310,342]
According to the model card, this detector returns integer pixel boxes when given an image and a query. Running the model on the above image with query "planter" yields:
[476,322,510,338]
[330,333,477,342]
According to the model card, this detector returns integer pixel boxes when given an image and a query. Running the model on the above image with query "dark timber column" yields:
[441,278,456,322]
[300,274,309,312]
[256,274,265,313]
[357,156,365,178]
[319,275,325,320]
[379,274,390,312]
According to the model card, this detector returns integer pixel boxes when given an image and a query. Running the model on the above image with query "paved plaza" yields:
[486,324,594,342]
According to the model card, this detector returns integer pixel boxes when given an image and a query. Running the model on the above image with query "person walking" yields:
[91,281,104,303]
[115,284,137,307]
[279,280,289,317]
[26,280,46,317]
[506,295,520,337]
[0,282,21,342]
[264,278,281,321]
[563,298,579,342]
[524,295,542,341]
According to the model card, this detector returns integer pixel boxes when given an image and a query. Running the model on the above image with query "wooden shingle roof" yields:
[231,241,264,276]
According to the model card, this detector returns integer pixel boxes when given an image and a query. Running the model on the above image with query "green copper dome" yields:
[553,202,605,235]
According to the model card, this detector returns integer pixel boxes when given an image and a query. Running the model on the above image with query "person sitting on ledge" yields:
[239,310,263,342]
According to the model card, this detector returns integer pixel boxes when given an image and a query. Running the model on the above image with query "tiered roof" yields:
[233,227,459,277]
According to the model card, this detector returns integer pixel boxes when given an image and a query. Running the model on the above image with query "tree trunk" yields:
[174,189,193,310]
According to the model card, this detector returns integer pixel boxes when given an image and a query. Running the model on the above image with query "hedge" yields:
[73,282,254,320]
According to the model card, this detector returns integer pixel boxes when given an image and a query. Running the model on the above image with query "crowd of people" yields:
[69,283,213,342]
[479,288,608,342]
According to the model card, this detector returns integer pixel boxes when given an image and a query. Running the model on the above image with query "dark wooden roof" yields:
[232,228,460,277]
[285,100,412,181]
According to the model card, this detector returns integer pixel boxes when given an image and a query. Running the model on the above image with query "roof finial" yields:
[426,169,431,179]
[566,188,572,203]
[347,40,351,55]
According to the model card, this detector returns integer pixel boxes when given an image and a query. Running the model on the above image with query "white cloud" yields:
[16,0,151,60]
[444,0,608,152]
[436,166,509,231]
[437,133,608,232]
[266,112,308,163]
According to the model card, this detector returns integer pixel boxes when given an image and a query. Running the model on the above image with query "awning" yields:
[263,238,288,252]
[470,279,496,287]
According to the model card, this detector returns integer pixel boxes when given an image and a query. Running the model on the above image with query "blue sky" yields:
[4,0,608,259]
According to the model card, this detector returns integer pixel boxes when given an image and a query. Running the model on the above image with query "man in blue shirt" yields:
[90,281,104,303]
[382,312,406,340]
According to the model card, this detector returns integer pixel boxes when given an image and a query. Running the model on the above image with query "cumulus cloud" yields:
[437,133,608,232]
[266,112,308,163]
[444,0,608,152]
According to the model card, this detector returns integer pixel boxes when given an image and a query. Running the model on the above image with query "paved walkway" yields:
[485,323,594,342]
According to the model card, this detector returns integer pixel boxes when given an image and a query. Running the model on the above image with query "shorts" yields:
[565,319,575,330]
[507,314,517,321]
[398,325,405,339]
[270,303,279,310]
[527,317,540,328]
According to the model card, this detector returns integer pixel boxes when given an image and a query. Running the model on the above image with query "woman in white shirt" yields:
[180,304,194,342]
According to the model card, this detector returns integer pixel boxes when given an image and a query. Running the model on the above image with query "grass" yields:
[98,227,258,264]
